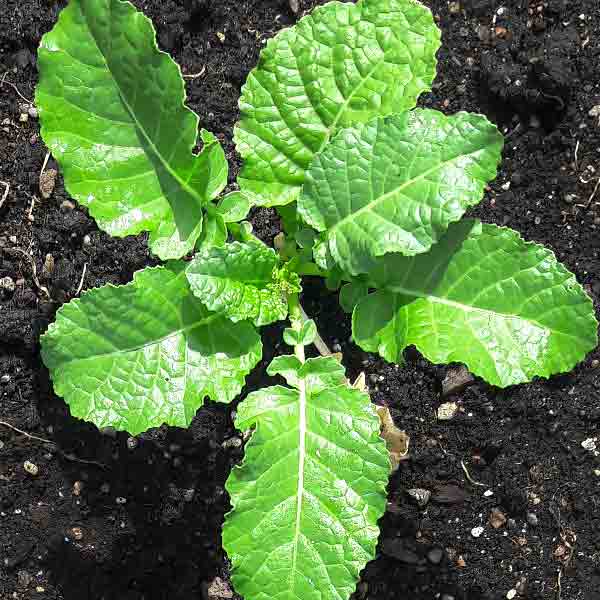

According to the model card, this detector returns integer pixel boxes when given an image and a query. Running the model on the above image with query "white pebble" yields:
[506,590,517,600]
[23,461,39,476]
[471,526,484,538]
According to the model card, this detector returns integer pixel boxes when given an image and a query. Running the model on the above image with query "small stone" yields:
[526,512,538,527]
[589,105,600,118]
[206,576,233,599]
[489,508,507,529]
[442,365,474,396]
[83,234,92,246]
[216,32,225,43]
[70,527,83,541]
[42,254,55,277]
[222,437,242,449]
[427,547,444,564]
[471,525,484,538]
[39,168,57,199]
[407,488,431,508]
[437,402,458,420]
[23,461,39,476]
[19,112,29,123]
[9,235,17,244]
[0,277,16,293]
[506,590,517,600]
[61,200,76,210]
[28,106,38,119]
[289,0,300,14]
[36,587,45,593]
[483,489,494,497]
[581,438,597,452]
[448,1,460,14]
[17,570,32,588]
[72,481,84,496]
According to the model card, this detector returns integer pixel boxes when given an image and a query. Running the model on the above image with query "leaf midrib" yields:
[79,1,204,206]
[328,146,488,234]
[386,283,581,342]
[56,313,220,367]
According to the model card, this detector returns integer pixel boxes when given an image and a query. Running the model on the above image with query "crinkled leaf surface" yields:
[186,242,300,327]
[298,110,504,275]
[235,0,441,207]
[223,356,390,600]
[352,220,598,387]
[36,0,227,260]
[41,264,262,435]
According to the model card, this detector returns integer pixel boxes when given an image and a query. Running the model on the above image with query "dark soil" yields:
[1,0,600,599]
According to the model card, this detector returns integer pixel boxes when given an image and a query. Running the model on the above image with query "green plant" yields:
[37,0,598,598]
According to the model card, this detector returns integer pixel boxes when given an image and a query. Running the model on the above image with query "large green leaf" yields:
[186,241,300,327]
[235,0,441,207]
[41,264,262,435]
[36,0,228,260]
[223,356,390,600]
[298,110,504,275]
[352,220,598,387]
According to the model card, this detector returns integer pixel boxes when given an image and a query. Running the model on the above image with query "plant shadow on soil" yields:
[1,1,600,599]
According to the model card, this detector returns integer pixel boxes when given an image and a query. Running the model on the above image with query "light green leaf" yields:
[283,320,317,348]
[197,207,227,249]
[41,264,262,435]
[36,0,227,260]
[298,110,504,275]
[223,356,390,600]
[218,192,252,223]
[186,242,300,327]
[352,220,598,387]
[235,0,441,207]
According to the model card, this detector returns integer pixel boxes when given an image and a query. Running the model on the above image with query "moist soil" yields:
[1,0,600,599]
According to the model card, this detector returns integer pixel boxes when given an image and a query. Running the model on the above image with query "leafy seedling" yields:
[38,1,598,599]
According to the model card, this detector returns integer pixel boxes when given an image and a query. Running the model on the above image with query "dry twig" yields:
[0,71,32,105]
[0,181,9,209]
[183,66,206,79]
[461,459,487,487]
[75,263,88,296]
[10,247,51,299]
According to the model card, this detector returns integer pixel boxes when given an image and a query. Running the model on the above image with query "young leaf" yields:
[235,0,441,207]
[36,0,228,260]
[196,206,227,249]
[217,192,252,223]
[41,264,262,435]
[352,220,598,387]
[223,356,390,600]
[298,110,504,275]
[283,319,317,347]
[186,242,301,327]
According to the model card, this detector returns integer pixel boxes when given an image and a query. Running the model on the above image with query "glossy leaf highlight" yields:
[353,220,598,387]
[299,110,504,275]
[36,0,228,259]
[235,0,441,207]
[41,264,262,435]
[223,356,390,600]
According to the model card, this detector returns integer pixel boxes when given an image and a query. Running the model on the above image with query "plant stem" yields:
[288,293,305,363]
[298,304,332,357]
